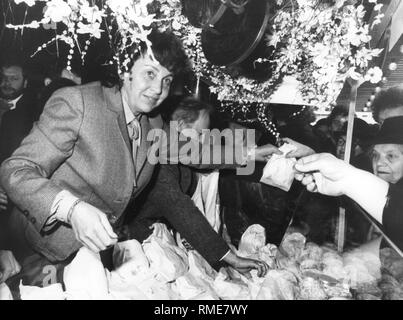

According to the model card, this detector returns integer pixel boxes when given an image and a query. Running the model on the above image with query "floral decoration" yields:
[8,0,155,74]
[8,0,386,139]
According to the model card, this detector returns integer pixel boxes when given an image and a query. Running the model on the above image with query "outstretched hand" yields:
[223,251,269,277]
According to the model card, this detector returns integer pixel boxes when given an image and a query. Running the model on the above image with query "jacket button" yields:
[22,210,29,217]
[30,217,36,224]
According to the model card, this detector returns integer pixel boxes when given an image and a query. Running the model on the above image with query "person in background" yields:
[277,105,320,152]
[314,105,349,155]
[0,56,39,252]
[127,96,269,276]
[0,56,38,166]
[372,85,403,125]
[370,116,403,186]
[335,117,375,172]
[294,117,403,252]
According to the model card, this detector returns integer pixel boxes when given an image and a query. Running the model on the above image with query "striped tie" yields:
[128,119,141,186]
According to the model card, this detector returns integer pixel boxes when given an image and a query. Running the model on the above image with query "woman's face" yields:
[372,144,403,184]
[121,54,173,115]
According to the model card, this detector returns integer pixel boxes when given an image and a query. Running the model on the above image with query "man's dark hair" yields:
[160,95,214,125]
[101,30,190,88]
[371,85,403,123]
[328,104,348,122]
[0,55,27,78]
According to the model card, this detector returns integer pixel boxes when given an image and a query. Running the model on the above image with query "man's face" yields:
[0,66,26,100]
[331,115,347,133]
[336,135,361,160]
[120,55,173,115]
[378,106,403,125]
[179,110,210,141]
[372,144,403,184]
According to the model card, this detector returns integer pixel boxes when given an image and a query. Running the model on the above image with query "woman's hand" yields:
[222,251,269,277]
[69,202,118,253]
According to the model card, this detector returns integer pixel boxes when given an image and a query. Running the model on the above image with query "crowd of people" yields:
[1,30,403,299]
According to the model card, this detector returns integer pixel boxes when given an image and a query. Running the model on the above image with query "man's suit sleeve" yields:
[140,165,230,266]
[159,123,248,170]
[0,87,84,233]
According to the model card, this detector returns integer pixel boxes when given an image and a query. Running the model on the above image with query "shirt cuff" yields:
[48,190,80,225]
[219,250,231,261]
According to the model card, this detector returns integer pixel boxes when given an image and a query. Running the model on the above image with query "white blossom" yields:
[365,66,383,84]
[14,0,36,6]
[43,0,72,23]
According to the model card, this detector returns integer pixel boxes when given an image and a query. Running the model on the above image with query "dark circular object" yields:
[180,0,222,28]
[201,0,270,66]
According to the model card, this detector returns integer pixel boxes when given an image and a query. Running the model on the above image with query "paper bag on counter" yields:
[260,143,297,191]
[113,239,150,279]
[143,234,189,283]
[63,247,109,300]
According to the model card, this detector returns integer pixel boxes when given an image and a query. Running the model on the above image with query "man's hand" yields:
[282,137,315,158]
[252,144,282,162]
[0,250,21,283]
[0,189,8,212]
[69,202,118,253]
[223,251,269,277]
[294,153,353,196]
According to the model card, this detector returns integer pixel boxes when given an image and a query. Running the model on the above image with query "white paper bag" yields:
[63,247,109,300]
[143,228,189,283]
[238,224,266,258]
[260,143,297,191]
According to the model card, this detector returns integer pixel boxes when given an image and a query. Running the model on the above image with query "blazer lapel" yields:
[103,86,131,153]
[135,114,163,177]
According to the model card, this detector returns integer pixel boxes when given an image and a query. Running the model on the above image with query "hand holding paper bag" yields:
[260,143,298,191]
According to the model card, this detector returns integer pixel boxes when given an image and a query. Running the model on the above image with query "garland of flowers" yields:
[7,0,385,140]
[269,0,384,109]
[153,0,282,139]
[153,0,384,139]
[8,0,156,74]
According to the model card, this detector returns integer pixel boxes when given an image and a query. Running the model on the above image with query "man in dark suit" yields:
[0,58,38,251]
[0,31,190,288]
[127,96,269,277]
